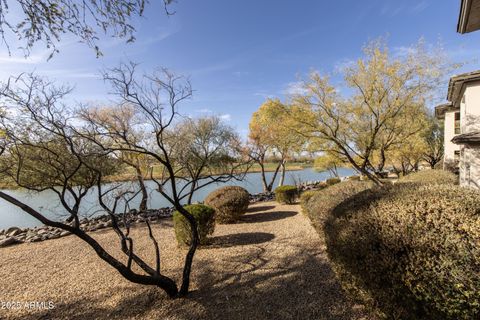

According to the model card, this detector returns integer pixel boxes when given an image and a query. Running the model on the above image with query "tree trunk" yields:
[278,160,286,187]
[376,148,386,174]
[187,180,197,205]
[266,161,282,191]
[0,191,180,298]
[259,163,269,192]
[176,205,199,297]
[135,164,148,211]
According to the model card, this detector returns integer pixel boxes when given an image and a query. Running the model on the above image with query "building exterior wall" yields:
[462,81,480,132]
[458,82,480,189]
[443,110,460,165]
[459,145,480,189]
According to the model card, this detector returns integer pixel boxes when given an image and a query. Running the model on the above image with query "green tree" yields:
[166,115,246,204]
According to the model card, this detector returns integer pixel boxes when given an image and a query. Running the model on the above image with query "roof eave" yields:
[458,0,471,34]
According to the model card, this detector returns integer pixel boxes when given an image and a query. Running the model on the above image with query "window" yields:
[454,112,460,134]
[454,150,460,162]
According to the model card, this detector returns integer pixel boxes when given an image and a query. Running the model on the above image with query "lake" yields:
[0,167,354,229]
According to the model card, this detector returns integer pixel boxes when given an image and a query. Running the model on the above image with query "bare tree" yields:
[82,104,153,211]
[0,64,248,298]
[0,0,175,58]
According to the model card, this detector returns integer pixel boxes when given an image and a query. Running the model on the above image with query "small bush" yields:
[274,185,298,204]
[173,204,215,246]
[325,184,480,319]
[399,169,458,185]
[326,177,341,185]
[204,186,250,224]
[316,181,328,189]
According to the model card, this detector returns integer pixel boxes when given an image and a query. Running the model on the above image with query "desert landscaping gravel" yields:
[0,201,373,320]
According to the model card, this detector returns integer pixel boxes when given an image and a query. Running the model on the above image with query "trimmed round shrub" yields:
[204,186,250,224]
[173,204,215,246]
[325,183,480,319]
[326,177,341,186]
[274,185,298,204]
[399,169,458,185]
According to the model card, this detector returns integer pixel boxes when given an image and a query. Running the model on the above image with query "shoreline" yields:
[0,165,312,190]
[0,177,333,248]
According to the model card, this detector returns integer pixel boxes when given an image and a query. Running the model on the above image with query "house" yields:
[436,71,480,189]
[458,0,480,33]
[435,102,460,172]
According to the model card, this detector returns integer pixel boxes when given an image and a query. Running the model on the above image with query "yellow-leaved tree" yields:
[248,98,305,191]
[287,38,456,185]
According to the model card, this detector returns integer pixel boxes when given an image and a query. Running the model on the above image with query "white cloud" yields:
[333,58,355,73]
[219,114,231,121]
[380,4,405,17]
[392,45,417,57]
[195,108,213,113]
[0,50,50,65]
[232,71,249,77]
[254,91,275,99]
[411,1,429,14]
[283,81,307,96]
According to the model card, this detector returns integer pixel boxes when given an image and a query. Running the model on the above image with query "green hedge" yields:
[274,185,298,204]
[173,204,215,246]
[399,169,458,185]
[325,184,480,319]
[299,190,319,215]
[301,181,372,230]
[204,186,250,224]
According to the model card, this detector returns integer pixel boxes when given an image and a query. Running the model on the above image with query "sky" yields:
[1,0,480,138]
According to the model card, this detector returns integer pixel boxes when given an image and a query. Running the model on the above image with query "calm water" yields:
[0,167,354,229]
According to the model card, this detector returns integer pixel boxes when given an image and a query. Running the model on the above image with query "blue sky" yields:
[1,0,480,137]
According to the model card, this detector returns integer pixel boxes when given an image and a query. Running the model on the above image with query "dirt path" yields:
[0,201,372,320]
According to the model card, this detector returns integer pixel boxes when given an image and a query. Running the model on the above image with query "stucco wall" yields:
[463,82,480,132]
[443,110,460,163]
[459,146,480,189]
[458,82,480,189]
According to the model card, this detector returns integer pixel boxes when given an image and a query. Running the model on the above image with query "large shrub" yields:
[173,204,215,246]
[204,186,250,224]
[302,181,372,232]
[299,190,318,215]
[325,184,480,319]
[274,185,298,204]
[399,169,458,185]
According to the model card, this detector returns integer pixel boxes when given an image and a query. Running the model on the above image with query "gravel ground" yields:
[0,202,373,320]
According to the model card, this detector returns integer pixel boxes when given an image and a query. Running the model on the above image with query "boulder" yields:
[36,228,49,235]
[6,227,22,237]
[59,231,70,237]
[0,237,20,248]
